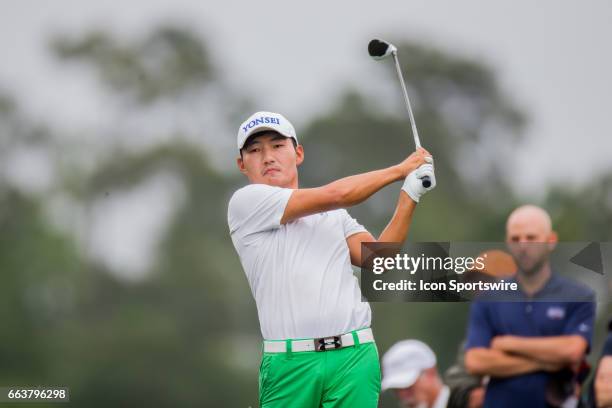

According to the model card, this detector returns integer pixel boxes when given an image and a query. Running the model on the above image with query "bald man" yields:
[464,205,595,408]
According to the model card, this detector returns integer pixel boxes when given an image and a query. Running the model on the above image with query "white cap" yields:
[236,111,298,150]
[381,340,436,391]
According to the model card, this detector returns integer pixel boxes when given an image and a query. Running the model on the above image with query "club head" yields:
[368,39,397,60]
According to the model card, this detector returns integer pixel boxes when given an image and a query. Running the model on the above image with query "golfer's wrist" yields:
[390,164,406,181]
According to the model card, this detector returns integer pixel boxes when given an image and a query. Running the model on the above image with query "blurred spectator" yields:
[593,319,612,407]
[381,339,450,408]
[444,342,484,408]
[445,249,517,408]
[464,205,595,408]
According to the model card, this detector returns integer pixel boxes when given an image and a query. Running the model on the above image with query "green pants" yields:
[259,341,381,407]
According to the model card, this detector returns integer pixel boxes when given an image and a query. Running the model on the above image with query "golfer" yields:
[227,111,436,407]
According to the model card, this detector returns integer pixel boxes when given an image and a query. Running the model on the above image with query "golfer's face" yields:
[239,133,302,187]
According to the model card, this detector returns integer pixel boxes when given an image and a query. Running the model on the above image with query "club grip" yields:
[421,176,432,188]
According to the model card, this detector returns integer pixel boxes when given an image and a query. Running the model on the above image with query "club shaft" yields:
[392,51,422,149]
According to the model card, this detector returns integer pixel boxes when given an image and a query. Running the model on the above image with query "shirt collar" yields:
[432,386,450,408]
[513,271,559,299]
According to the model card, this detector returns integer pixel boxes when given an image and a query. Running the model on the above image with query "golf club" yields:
[368,38,431,188]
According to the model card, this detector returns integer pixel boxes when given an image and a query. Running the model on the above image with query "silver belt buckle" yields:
[315,335,342,351]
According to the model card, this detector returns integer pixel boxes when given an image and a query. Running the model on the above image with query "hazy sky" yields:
[2,0,612,195]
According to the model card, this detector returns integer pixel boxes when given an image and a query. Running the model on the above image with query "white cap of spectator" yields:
[381,339,437,391]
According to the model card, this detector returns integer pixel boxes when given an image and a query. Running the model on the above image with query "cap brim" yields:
[381,371,419,391]
[239,126,296,149]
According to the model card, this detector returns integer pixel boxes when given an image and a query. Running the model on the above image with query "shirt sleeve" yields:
[465,301,494,349]
[340,209,368,238]
[227,184,293,238]
[563,300,595,349]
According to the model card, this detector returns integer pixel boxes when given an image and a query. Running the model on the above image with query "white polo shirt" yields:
[228,184,372,340]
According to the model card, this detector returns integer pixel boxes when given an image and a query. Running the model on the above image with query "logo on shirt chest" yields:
[546,306,566,320]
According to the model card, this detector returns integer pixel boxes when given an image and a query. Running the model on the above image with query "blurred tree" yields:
[0,188,82,386]
[48,144,255,407]
[0,93,86,403]
[52,26,213,104]
[545,174,612,241]
[48,25,259,406]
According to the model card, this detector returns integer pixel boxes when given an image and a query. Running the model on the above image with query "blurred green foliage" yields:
[0,25,610,407]
[52,26,213,104]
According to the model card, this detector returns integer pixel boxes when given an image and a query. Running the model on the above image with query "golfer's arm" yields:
[377,191,416,242]
[465,348,542,378]
[345,191,416,266]
[493,335,588,364]
[281,165,403,224]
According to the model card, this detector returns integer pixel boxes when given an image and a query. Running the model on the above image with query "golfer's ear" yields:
[237,156,247,175]
[296,145,304,166]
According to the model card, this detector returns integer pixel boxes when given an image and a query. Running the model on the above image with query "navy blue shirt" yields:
[466,274,595,408]
[602,321,612,356]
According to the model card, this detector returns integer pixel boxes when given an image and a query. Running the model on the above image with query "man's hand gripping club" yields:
[400,148,436,203]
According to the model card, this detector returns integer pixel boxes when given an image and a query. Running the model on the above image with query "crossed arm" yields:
[465,335,588,378]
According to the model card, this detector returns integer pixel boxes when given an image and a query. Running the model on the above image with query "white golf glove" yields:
[402,163,436,203]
